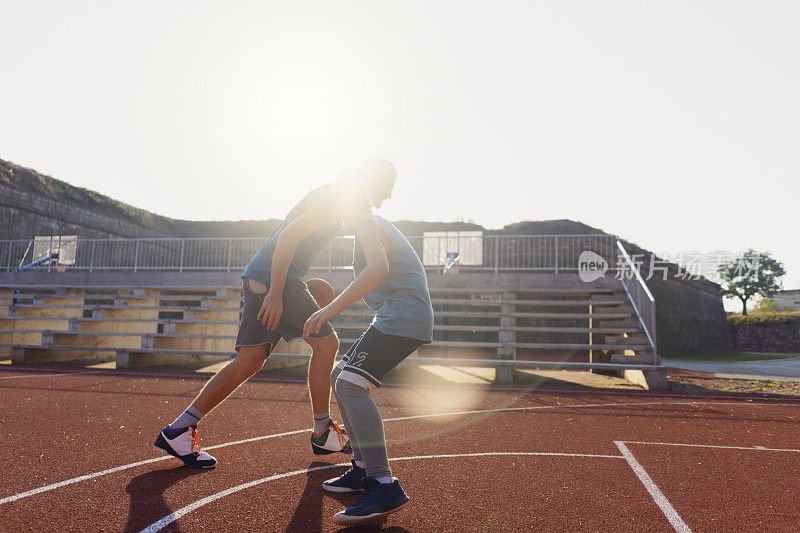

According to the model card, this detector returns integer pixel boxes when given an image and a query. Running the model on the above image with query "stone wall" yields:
[647,274,735,355]
[730,317,800,353]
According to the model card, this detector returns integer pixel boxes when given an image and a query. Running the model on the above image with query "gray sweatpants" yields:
[331,365,392,479]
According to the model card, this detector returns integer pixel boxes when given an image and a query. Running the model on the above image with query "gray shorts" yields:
[235,277,335,351]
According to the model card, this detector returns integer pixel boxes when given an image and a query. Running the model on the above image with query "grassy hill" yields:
[2,158,623,239]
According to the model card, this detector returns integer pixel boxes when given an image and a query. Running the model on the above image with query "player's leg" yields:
[190,344,270,414]
[280,279,349,454]
[306,330,339,420]
[323,349,368,493]
[153,278,272,468]
[328,327,422,525]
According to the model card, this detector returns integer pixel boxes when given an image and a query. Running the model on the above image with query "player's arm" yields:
[303,221,389,337]
[258,195,339,330]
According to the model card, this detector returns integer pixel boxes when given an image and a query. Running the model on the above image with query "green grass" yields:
[728,311,800,326]
[662,352,799,362]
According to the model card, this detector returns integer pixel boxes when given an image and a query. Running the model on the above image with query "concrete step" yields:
[331,323,639,335]
[430,298,629,307]
[0,330,45,347]
[10,303,241,313]
[43,332,142,349]
[76,319,161,334]
[605,335,649,345]
[339,310,632,320]
[153,336,233,352]
[0,284,241,294]
[427,287,617,296]
[593,318,641,328]
[0,317,73,330]
[610,352,658,365]
[11,345,116,364]
[10,306,87,318]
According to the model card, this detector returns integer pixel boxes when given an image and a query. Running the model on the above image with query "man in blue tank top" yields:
[303,172,434,525]
[154,158,398,468]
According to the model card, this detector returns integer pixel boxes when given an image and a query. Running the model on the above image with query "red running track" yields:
[1,366,799,532]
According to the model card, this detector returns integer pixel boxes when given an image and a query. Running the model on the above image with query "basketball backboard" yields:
[422,231,482,266]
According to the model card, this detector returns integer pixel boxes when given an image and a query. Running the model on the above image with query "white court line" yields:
[0,399,680,506]
[139,451,623,533]
[623,441,800,453]
[615,441,691,533]
[0,398,792,506]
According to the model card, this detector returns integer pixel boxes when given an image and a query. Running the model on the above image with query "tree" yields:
[718,249,785,316]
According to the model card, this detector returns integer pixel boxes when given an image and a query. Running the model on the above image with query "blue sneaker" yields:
[154,424,217,468]
[331,477,410,525]
[322,460,366,493]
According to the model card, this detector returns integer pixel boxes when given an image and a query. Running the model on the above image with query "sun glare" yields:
[252,62,358,159]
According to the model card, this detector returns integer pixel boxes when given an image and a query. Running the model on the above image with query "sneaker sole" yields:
[154,433,216,469]
[312,443,353,456]
[331,500,409,525]
[322,483,362,493]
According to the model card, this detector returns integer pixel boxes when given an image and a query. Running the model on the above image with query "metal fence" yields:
[0,234,618,274]
[617,240,657,361]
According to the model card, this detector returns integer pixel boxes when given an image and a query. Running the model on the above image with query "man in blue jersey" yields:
[303,172,434,525]
[154,158,397,468]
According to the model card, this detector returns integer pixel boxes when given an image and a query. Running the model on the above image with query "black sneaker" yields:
[331,477,410,525]
[322,459,366,493]
[311,419,352,455]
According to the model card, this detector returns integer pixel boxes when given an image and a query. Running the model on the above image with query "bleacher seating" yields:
[1,283,658,382]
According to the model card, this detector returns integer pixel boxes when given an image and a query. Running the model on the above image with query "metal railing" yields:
[0,234,618,274]
[616,240,657,362]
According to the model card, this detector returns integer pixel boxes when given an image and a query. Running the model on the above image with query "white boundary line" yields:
[1,399,795,506]
[139,451,624,533]
[622,441,800,453]
[0,400,682,506]
[614,441,691,533]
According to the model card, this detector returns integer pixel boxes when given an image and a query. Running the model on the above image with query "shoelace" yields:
[190,427,203,457]
[330,422,348,450]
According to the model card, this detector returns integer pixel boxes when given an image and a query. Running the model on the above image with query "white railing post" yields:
[493,236,499,275]
[616,241,657,359]
[554,235,559,273]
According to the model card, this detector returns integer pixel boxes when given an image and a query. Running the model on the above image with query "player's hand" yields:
[303,304,339,338]
[258,290,283,330]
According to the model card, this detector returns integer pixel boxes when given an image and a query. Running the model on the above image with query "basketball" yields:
[306,278,335,308]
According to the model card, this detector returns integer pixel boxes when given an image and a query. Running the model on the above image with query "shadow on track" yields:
[286,461,342,532]
[285,462,411,532]
[124,465,207,533]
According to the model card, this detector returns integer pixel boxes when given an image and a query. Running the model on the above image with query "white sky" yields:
[1,1,798,291]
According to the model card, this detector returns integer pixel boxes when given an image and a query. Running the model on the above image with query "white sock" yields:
[313,412,330,435]
[376,476,394,484]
